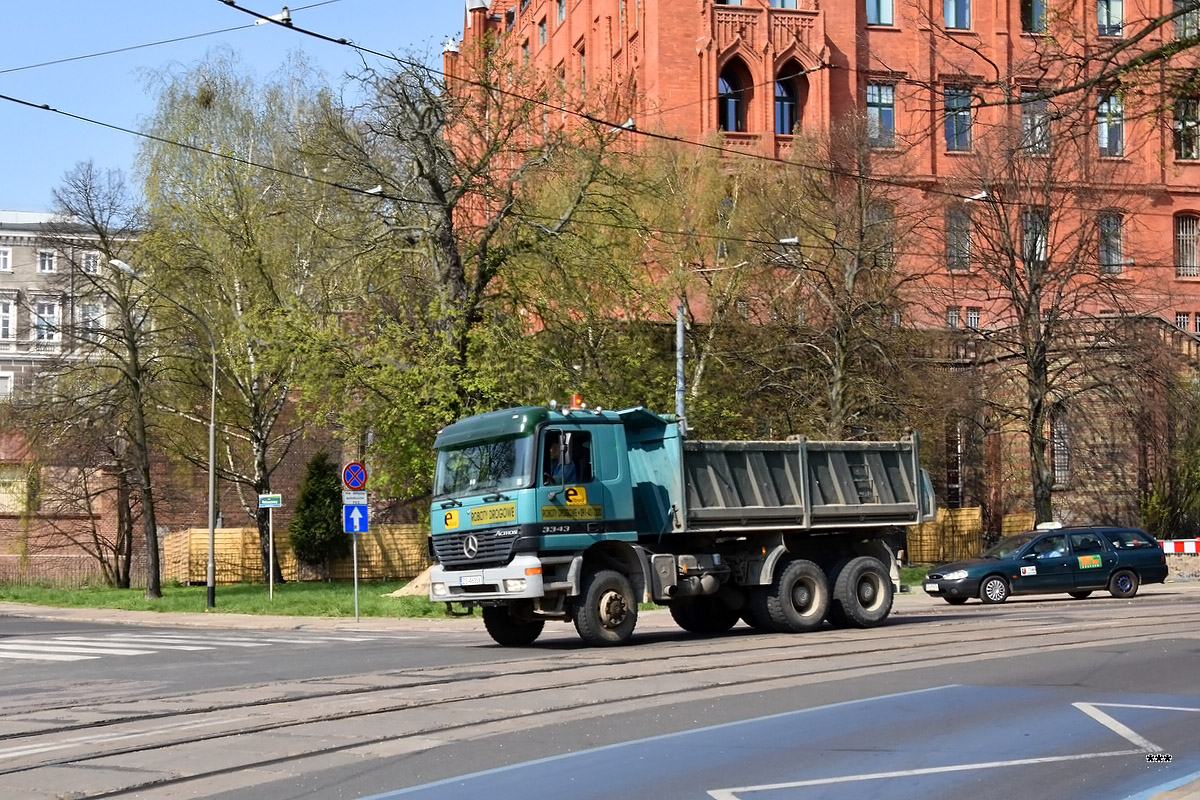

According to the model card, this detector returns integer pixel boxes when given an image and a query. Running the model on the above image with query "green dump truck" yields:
[428,402,936,646]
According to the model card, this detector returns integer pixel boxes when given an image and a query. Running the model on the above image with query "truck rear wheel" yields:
[482,604,545,646]
[669,595,740,634]
[764,559,829,633]
[826,556,893,628]
[573,569,638,646]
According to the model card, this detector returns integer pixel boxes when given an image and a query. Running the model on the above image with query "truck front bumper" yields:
[429,555,547,602]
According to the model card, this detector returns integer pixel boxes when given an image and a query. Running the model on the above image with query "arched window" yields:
[718,74,745,132]
[775,79,797,134]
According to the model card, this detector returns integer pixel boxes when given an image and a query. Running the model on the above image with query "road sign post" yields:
[342,463,369,621]
[259,494,282,599]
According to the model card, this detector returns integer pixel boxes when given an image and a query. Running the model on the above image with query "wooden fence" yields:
[163,525,431,584]
[906,509,1037,565]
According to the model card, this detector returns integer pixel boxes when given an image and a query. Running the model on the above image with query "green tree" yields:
[288,452,347,572]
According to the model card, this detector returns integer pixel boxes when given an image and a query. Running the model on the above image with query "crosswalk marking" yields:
[0,631,395,664]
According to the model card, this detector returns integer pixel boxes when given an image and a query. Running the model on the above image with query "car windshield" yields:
[433,435,535,498]
[982,533,1036,558]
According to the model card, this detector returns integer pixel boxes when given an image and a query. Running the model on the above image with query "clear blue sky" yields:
[0,0,464,212]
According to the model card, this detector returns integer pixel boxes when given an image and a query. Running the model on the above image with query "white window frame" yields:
[0,371,12,399]
[867,0,893,25]
[1021,91,1050,153]
[1023,207,1050,266]
[38,250,57,274]
[1177,214,1200,277]
[0,295,14,343]
[1175,97,1200,161]
[1098,0,1123,35]
[946,307,961,329]
[0,248,10,272]
[945,0,970,29]
[78,301,105,342]
[32,299,59,344]
[82,250,102,275]
[1176,0,1200,39]
[966,307,981,328]
[1177,312,1191,329]
[1098,93,1124,157]
[867,83,896,147]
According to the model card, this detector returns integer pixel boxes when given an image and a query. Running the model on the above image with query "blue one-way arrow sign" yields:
[343,505,369,534]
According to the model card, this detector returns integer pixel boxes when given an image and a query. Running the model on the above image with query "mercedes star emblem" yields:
[463,535,479,559]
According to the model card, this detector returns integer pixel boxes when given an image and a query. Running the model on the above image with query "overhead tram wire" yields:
[0,1,346,76]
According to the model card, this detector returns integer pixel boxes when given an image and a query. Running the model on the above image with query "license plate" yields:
[459,575,483,586]
[924,582,939,592]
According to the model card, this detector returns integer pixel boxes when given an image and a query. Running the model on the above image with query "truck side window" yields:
[543,430,593,485]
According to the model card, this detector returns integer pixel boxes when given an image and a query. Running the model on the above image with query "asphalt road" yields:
[1,582,1198,800]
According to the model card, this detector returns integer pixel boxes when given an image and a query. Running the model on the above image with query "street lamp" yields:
[110,259,218,609]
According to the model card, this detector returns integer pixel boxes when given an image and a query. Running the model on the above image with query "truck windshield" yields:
[433,435,535,498]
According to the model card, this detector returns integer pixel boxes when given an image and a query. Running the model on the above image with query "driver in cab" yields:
[544,434,577,485]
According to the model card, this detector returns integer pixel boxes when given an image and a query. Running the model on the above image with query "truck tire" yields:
[742,587,777,631]
[482,605,545,646]
[669,595,740,634]
[572,569,638,646]
[827,556,893,629]
[764,559,829,633]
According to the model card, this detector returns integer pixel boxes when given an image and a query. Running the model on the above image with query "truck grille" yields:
[432,530,518,568]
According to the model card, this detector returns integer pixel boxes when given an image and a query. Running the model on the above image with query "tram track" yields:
[2,599,1199,798]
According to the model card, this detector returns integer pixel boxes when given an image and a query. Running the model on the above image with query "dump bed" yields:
[621,408,934,535]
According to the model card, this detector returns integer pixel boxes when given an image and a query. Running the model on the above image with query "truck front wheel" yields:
[827,556,893,629]
[573,569,638,646]
[482,604,545,646]
[764,559,829,633]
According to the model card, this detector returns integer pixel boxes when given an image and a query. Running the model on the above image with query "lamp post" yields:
[111,259,218,609]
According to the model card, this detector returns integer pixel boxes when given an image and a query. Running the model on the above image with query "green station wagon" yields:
[923,525,1169,605]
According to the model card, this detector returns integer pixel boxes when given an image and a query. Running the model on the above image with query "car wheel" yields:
[979,575,1009,604]
[944,596,969,605]
[1068,590,1093,600]
[1108,569,1140,599]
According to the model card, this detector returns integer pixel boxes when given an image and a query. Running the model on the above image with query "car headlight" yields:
[940,570,969,581]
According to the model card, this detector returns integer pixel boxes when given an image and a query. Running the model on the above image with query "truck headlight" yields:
[432,582,448,597]
[504,578,526,593]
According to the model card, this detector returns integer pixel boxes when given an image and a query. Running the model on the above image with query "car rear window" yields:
[1099,529,1156,549]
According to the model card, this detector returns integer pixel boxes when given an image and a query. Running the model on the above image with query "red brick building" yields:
[451,0,1200,328]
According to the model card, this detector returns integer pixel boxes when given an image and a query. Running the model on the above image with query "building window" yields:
[0,465,29,512]
[1051,405,1070,486]
[775,77,798,134]
[1098,0,1123,35]
[522,40,530,62]
[79,302,104,342]
[867,84,895,147]
[1176,0,1200,39]
[1098,212,1123,274]
[946,307,961,329]
[771,0,800,6]
[1097,93,1124,156]
[945,86,972,151]
[1177,214,1200,277]
[966,307,981,328]
[718,68,748,132]
[715,0,744,4]
[1020,91,1050,153]
[866,0,893,25]
[0,373,10,399]
[538,18,547,46]
[82,250,101,274]
[945,0,970,29]
[557,0,566,23]
[868,202,895,268]
[34,301,59,342]
[1195,314,1200,333]
[0,248,9,272]
[0,300,12,341]
[505,7,516,31]
[1177,312,1191,329]
[38,251,57,273]
[1021,0,1047,31]
[946,206,971,271]
[1175,98,1200,160]
[1023,207,1050,266]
